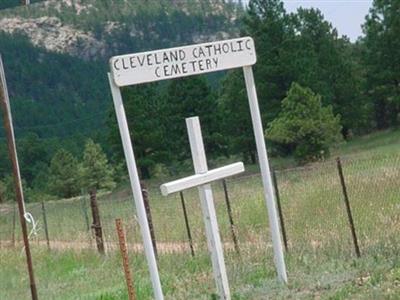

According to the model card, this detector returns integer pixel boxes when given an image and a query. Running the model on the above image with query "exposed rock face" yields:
[0,16,106,60]
[0,0,237,60]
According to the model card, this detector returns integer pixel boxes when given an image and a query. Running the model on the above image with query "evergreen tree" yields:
[218,70,256,163]
[290,8,365,135]
[81,139,115,193]
[47,149,80,198]
[267,83,342,162]
[108,82,168,179]
[80,139,113,255]
[0,180,5,203]
[164,76,220,164]
[244,0,295,123]
[362,0,400,128]
[17,133,49,185]
[1,174,30,202]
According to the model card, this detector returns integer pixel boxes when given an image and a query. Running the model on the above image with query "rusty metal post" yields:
[0,55,38,300]
[141,181,157,258]
[336,157,361,258]
[41,201,50,250]
[272,169,288,252]
[222,179,240,254]
[12,202,16,247]
[115,219,136,300]
[89,189,105,254]
[179,191,195,257]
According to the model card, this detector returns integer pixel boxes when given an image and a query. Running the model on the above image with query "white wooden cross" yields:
[160,116,244,300]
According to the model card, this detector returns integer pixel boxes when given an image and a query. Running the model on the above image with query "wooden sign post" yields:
[0,55,38,300]
[160,116,245,300]
[107,36,288,299]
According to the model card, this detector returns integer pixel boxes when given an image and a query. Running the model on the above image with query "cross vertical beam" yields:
[186,117,230,300]
[243,66,288,283]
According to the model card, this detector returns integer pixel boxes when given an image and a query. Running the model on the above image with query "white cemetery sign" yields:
[108,36,287,300]
[110,37,256,86]
[161,117,244,300]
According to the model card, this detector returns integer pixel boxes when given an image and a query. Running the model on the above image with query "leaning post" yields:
[179,191,195,257]
[108,74,164,300]
[222,179,240,254]
[272,169,288,252]
[89,189,105,254]
[115,219,136,300]
[41,201,50,250]
[141,181,158,259]
[0,55,38,300]
[243,66,288,283]
[336,157,361,257]
[12,202,16,247]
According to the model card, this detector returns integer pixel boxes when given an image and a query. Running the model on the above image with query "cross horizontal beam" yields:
[160,162,244,196]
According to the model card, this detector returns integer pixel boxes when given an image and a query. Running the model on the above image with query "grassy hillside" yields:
[0,129,399,299]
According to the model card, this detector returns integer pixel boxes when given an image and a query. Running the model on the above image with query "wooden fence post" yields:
[222,179,240,254]
[179,191,195,257]
[89,189,105,254]
[141,181,157,258]
[115,219,136,300]
[41,201,50,250]
[336,157,361,258]
[272,169,288,252]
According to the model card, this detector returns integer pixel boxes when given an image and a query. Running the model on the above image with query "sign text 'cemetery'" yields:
[110,37,256,86]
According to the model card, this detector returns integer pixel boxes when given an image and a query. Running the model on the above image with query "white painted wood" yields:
[160,162,244,196]
[185,116,231,300]
[107,73,164,300]
[110,37,256,86]
[242,66,288,283]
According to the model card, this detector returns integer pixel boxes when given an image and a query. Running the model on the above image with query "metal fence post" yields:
[12,202,16,248]
[272,169,288,252]
[336,157,361,258]
[222,179,240,254]
[115,219,136,300]
[41,201,50,250]
[179,191,195,257]
[141,181,157,259]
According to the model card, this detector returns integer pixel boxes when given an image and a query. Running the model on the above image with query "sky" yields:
[242,0,373,41]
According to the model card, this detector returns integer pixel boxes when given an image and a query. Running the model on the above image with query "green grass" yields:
[0,128,399,299]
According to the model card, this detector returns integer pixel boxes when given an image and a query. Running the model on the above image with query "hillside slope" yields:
[0,0,242,139]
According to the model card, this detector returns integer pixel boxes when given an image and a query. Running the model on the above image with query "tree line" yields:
[0,0,399,202]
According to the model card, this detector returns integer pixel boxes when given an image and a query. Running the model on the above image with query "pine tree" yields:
[80,139,114,255]
[362,0,400,129]
[267,83,342,163]
[164,76,220,164]
[0,180,5,203]
[48,149,80,198]
[108,82,169,179]
[81,139,115,193]
[218,70,256,163]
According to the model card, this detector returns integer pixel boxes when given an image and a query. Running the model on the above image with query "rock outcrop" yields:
[0,16,106,60]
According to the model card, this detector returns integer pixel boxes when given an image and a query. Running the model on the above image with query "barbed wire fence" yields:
[0,153,399,257]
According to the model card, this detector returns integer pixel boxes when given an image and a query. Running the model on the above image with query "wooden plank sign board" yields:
[110,37,256,86]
